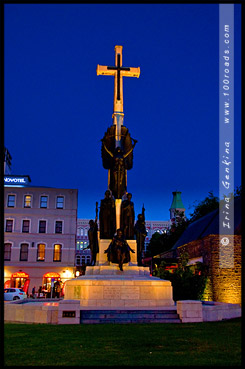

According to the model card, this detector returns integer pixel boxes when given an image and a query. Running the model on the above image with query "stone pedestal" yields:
[64,274,174,307]
[64,232,174,308]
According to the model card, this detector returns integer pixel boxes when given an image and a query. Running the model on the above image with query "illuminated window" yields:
[7,195,15,207]
[4,243,12,261]
[40,196,48,208]
[76,241,80,250]
[55,221,63,234]
[83,241,88,248]
[24,195,31,208]
[56,196,64,209]
[37,244,45,261]
[20,243,28,261]
[5,219,13,232]
[39,220,46,233]
[53,244,62,262]
[22,220,30,233]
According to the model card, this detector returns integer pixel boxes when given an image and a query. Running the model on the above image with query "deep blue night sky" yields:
[4,4,241,221]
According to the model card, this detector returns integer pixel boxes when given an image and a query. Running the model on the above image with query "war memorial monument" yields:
[5,46,241,325]
[64,46,174,308]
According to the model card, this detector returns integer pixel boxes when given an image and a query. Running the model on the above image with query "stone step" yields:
[80,309,181,324]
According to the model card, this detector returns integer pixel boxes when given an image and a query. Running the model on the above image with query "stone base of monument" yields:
[64,273,174,308]
[64,236,174,307]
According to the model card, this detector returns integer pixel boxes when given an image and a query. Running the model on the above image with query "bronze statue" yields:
[99,190,116,239]
[120,193,135,239]
[104,229,135,271]
[134,205,147,266]
[101,124,137,199]
[88,203,99,265]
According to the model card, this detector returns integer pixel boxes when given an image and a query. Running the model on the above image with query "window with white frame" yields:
[39,220,46,233]
[4,243,12,261]
[55,221,63,234]
[53,244,62,262]
[20,243,28,261]
[24,195,32,208]
[7,194,15,207]
[5,219,13,232]
[37,243,45,261]
[56,196,64,209]
[40,196,48,208]
[22,220,30,233]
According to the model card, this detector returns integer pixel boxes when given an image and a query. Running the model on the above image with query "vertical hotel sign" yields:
[219,4,234,268]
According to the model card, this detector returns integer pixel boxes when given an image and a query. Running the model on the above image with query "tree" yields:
[147,210,189,257]
[189,187,241,224]
[189,191,219,223]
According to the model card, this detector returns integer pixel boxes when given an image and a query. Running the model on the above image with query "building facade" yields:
[4,175,78,295]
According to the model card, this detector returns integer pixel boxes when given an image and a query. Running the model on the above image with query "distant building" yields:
[76,219,91,269]
[4,174,78,295]
[169,191,186,223]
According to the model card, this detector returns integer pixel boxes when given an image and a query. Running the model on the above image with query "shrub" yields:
[154,256,208,301]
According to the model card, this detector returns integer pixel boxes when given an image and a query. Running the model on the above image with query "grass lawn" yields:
[4,319,241,366]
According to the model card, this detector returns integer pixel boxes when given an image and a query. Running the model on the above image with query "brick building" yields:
[161,196,241,304]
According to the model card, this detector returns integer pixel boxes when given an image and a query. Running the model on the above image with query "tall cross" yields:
[97,46,140,144]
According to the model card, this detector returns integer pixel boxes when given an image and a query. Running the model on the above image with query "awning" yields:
[12,272,29,278]
[43,272,60,278]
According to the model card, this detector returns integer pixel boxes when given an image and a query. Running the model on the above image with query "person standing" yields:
[134,206,147,266]
[32,286,36,299]
[88,203,99,266]
[99,190,116,239]
[120,193,135,239]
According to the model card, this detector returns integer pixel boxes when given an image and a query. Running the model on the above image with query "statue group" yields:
[88,190,147,270]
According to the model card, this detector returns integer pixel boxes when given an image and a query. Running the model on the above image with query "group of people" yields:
[31,283,62,298]
[88,190,147,270]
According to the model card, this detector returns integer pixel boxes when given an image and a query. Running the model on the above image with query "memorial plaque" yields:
[103,286,121,300]
[62,311,76,318]
[121,286,139,300]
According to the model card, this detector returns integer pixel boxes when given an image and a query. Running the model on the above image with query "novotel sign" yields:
[4,176,30,185]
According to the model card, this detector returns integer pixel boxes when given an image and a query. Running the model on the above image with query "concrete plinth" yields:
[65,233,174,308]
[64,273,174,307]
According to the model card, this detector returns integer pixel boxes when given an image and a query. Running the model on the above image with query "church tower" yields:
[169,191,185,222]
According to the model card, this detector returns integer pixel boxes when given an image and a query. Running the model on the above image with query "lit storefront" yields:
[11,271,29,288]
